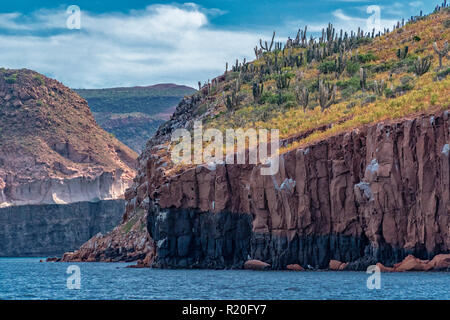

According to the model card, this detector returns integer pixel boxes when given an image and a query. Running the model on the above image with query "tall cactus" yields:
[397,46,409,60]
[252,81,264,103]
[318,80,336,111]
[295,86,309,111]
[225,92,238,111]
[433,41,449,69]
[360,67,367,91]
[414,56,432,75]
[276,72,291,90]
[335,46,348,79]
[225,73,242,111]
[260,31,276,52]
[373,80,386,96]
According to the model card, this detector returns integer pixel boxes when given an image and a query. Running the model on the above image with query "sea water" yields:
[0,258,449,300]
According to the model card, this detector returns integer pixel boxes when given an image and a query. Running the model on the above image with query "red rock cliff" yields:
[144,109,449,269]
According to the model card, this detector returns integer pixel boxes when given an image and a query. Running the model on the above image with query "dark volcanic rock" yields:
[147,205,252,269]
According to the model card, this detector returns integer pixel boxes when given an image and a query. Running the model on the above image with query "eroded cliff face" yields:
[0,69,138,208]
[146,110,449,270]
[0,200,125,256]
[0,170,130,208]
[59,96,202,262]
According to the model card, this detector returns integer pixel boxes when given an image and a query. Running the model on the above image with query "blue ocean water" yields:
[0,258,449,300]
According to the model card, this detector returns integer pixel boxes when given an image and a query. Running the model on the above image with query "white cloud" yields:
[287,7,398,35]
[409,1,424,8]
[0,4,259,89]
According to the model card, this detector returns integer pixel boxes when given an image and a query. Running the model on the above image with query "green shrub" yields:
[4,73,17,84]
[443,19,450,28]
[261,91,294,106]
[357,52,378,63]
[318,60,337,74]
[357,38,372,45]
[33,75,44,86]
[372,60,394,73]
[436,67,450,81]
[400,75,414,89]
[337,76,360,90]
[346,61,360,76]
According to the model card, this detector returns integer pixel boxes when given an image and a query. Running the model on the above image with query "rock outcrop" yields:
[60,207,152,263]
[144,109,449,270]
[286,264,305,271]
[376,254,450,272]
[244,260,271,271]
[0,200,125,256]
[60,95,203,263]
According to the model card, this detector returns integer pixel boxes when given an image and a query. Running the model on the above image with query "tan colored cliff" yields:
[0,69,138,207]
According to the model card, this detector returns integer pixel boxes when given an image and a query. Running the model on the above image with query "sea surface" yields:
[0,258,449,300]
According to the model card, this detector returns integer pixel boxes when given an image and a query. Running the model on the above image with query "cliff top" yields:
[149,7,449,158]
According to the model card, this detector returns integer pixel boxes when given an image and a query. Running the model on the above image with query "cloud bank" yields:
[0,3,410,89]
[0,4,259,88]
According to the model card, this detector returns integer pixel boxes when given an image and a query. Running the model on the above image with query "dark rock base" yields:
[147,205,449,270]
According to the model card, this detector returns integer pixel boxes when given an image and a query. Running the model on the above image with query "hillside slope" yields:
[75,84,196,152]
[0,69,138,207]
[63,6,450,269]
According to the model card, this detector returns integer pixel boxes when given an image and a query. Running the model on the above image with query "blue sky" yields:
[0,1,438,88]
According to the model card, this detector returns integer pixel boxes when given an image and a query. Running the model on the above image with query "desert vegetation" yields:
[190,5,449,152]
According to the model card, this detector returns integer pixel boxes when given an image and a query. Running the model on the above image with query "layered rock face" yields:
[0,200,125,256]
[0,69,137,208]
[0,69,138,256]
[59,96,202,263]
[146,110,449,270]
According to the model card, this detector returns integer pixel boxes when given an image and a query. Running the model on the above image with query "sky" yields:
[0,0,439,89]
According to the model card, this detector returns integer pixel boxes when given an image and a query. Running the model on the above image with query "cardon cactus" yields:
[373,79,386,96]
[414,56,432,75]
[318,80,336,111]
[276,72,291,90]
[252,81,264,103]
[396,46,409,60]
[360,67,367,91]
[260,31,276,52]
[295,86,309,111]
[433,41,449,69]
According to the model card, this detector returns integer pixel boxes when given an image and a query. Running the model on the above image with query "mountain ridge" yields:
[75,84,196,152]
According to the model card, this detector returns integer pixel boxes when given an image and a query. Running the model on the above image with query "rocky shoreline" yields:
[140,109,450,271]
[61,105,450,272]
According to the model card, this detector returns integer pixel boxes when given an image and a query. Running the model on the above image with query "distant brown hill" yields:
[75,84,196,152]
[0,68,138,207]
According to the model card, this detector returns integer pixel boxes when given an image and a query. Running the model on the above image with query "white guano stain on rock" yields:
[366,159,379,174]
[442,144,450,157]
